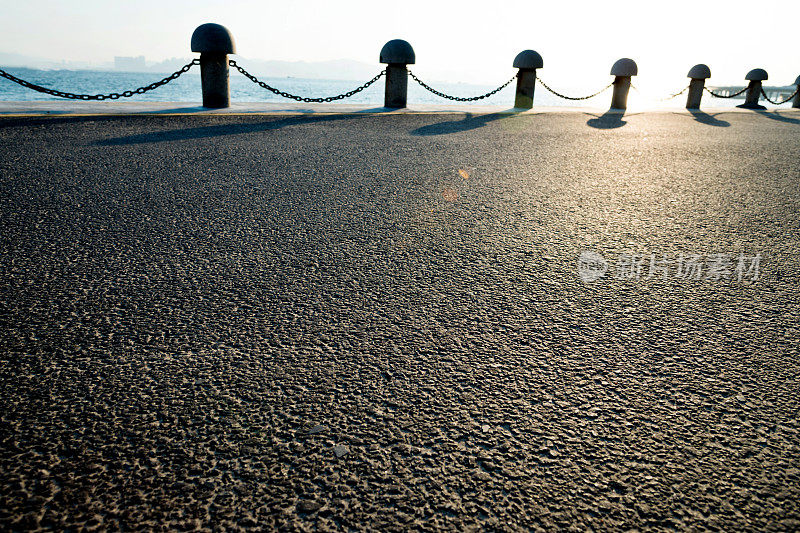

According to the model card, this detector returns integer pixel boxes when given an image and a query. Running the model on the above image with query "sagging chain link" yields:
[536,78,613,101]
[407,71,515,102]
[704,86,748,99]
[760,87,799,106]
[0,60,199,100]
[657,85,689,101]
[229,60,384,102]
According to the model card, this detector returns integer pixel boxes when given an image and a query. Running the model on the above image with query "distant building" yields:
[114,56,146,71]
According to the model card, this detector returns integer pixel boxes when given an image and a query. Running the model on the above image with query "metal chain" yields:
[536,78,613,101]
[229,60,384,102]
[0,60,199,100]
[704,86,748,99]
[658,85,689,101]
[407,71,515,102]
[760,87,799,106]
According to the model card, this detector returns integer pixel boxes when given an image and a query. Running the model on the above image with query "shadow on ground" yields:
[409,111,526,136]
[755,110,800,124]
[96,114,366,145]
[686,110,731,127]
[586,110,627,129]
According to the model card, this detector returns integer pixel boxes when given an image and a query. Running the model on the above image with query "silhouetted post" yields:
[610,58,637,110]
[512,50,543,109]
[737,68,768,110]
[686,64,711,110]
[191,23,236,108]
[380,40,415,108]
[792,75,800,109]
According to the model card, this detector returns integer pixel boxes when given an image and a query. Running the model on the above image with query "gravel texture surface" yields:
[1,110,800,531]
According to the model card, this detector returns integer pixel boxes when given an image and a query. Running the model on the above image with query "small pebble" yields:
[333,445,349,458]
[296,500,322,513]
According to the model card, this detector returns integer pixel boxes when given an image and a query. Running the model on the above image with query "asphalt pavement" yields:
[1,110,799,530]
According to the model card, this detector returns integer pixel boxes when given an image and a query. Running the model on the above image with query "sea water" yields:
[0,67,751,109]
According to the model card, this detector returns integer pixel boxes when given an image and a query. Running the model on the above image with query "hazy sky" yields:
[1,0,798,88]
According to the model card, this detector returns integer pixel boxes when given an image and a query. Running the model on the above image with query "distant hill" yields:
[0,52,103,70]
[0,52,379,81]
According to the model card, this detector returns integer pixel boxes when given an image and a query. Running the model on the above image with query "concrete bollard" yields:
[191,23,236,108]
[512,50,543,109]
[380,40,415,108]
[609,58,637,110]
[793,75,800,109]
[514,50,544,109]
[686,64,711,110]
[736,68,768,110]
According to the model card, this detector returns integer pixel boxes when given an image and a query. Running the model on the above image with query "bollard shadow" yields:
[585,110,627,129]
[96,114,366,145]
[149,106,215,114]
[358,107,412,113]
[149,106,324,115]
[410,110,526,136]
[685,110,730,127]
[754,110,800,124]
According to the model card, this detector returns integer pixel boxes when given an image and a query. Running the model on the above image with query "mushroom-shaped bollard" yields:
[737,68,768,110]
[609,58,637,110]
[686,64,711,110]
[191,23,236,108]
[792,75,800,109]
[512,50,543,109]
[380,40,415,108]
